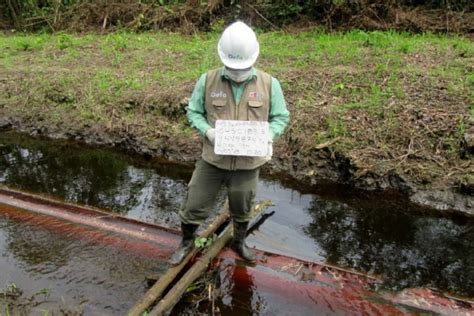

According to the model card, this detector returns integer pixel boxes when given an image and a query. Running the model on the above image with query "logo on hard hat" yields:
[228,53,244,60]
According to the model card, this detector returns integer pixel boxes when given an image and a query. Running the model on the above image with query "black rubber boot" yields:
[168,223,198,265]
[231,221,256,263]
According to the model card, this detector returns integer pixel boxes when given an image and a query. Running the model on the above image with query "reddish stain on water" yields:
[1,133,473,314]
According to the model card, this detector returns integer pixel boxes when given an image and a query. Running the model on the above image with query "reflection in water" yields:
[4,220,71,272]
[1,131,473,306]
[306,197,474,296]
[219,265,263,315]
[0,212,166,315]
[1,142,128,206]
[217,263,322,316]
[0,134,187,227]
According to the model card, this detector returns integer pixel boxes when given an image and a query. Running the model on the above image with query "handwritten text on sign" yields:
[214,120,271,157]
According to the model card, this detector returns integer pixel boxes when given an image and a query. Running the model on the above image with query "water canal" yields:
[0,132,473,314]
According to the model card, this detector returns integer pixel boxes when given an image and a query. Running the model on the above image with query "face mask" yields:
[224,67,252,83]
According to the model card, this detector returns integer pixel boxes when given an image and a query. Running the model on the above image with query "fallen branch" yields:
[148,200,271,315]
[246,3,280,31]
[314,137,341,150]
[126,202,230,316]
[149,221,234,316]
[248,210,275,235]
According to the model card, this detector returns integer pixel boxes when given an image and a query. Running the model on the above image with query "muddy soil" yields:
[0,30,472,215]
[0,113,472,216]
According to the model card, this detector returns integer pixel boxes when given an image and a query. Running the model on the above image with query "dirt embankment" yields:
[1,101,472,216]
[0,31,472,215]
[2,110,472,215]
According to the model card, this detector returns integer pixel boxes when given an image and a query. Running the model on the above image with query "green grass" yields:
[0,29,472,159]
[0,30,474,82]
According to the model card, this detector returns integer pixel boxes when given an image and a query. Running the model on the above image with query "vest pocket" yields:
[211,99,229,120]
[247,100,265,121]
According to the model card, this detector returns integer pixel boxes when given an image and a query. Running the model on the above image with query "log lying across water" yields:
[150,224,233,315]
[147,201,271,315]
[0,186,180,246]
[127,203,230,316]
[1,186,471,315]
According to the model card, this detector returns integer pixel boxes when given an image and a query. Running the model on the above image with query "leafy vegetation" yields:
[194,236,215,248]
[1,0,472,33]
[0,29,472,191]
[0,282,21,299]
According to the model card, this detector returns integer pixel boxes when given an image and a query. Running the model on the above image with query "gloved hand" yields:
[206,128,216,145]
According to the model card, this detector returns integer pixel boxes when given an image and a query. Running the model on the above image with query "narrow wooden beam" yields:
[149,223,233,316]
[148,201,271,315]
[126,202,230,316]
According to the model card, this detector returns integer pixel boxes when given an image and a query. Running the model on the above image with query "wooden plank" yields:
[149,224,233,316]
[148,201,271,315]
[126,202,230,316]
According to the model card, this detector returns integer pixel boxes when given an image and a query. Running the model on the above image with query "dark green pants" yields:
[179,159,259,225]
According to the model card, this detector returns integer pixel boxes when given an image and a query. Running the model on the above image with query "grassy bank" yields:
[0,29,472,195]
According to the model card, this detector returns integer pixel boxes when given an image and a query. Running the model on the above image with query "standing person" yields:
[169,21,290,265]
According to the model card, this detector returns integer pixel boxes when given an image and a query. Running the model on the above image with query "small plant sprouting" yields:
[334,83,345,91]
[56,33,73,50]
[185,282,200,293]
[194,236,214,248]
[37,288,50,296]
[1,282,22,298]
[456,115,466,138]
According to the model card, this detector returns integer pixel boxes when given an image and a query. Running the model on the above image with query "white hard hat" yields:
[217,21,260,69]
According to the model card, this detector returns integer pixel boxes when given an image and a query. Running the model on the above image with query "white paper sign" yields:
[214,120,271,157]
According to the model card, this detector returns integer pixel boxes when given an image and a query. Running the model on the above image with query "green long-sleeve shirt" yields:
[186,67,290,140]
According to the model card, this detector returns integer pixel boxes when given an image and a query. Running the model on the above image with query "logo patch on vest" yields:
[211,91,227,98]
[249,91,264,100]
